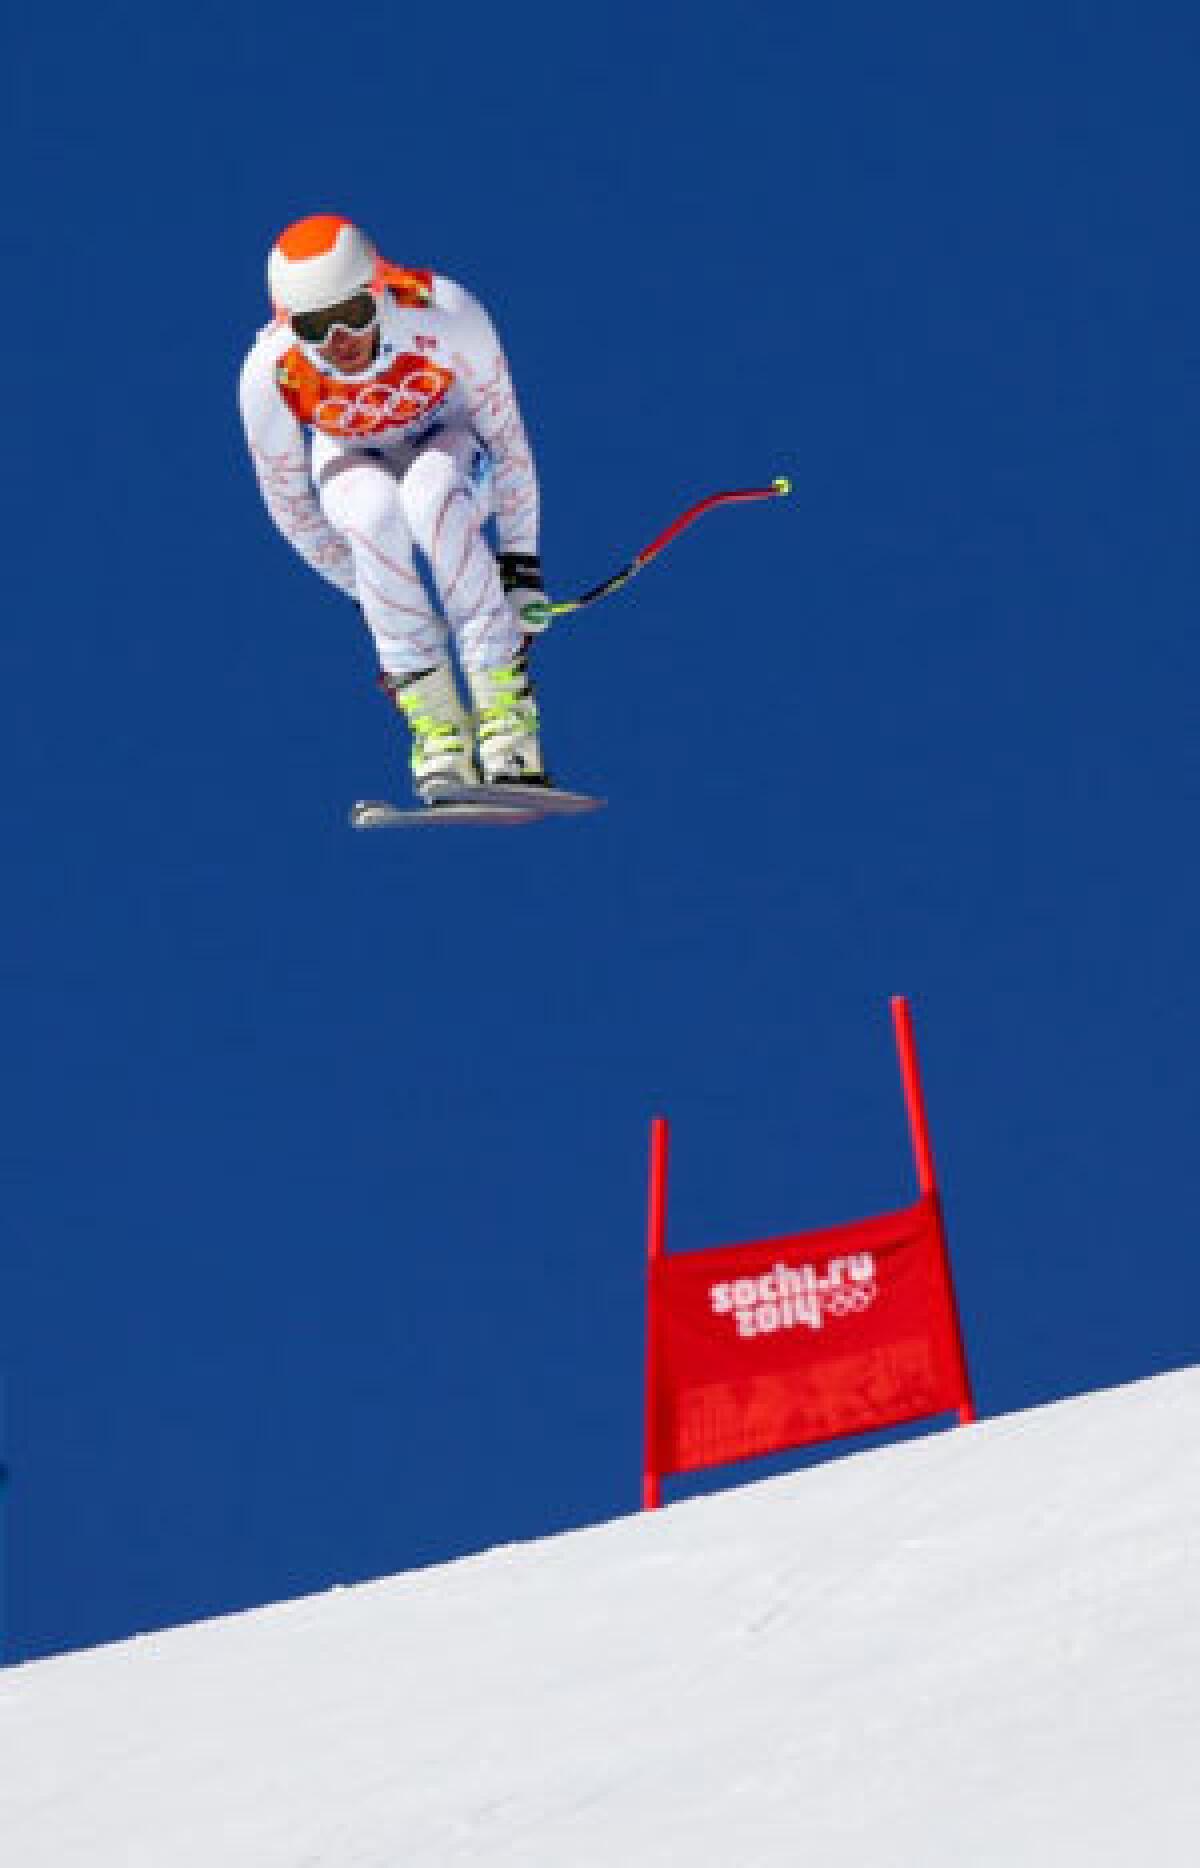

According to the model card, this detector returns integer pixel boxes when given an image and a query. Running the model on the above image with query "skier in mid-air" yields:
[238,213,550,807]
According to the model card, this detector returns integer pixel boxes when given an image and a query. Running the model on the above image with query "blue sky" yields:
[3,2,1197,1660]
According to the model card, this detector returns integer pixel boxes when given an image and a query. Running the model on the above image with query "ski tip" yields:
[772,474,793,497]
[349,800,389,830]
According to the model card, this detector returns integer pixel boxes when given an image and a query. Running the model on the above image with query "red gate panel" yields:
[641,1000,975,1507]
[650,1196,966,1478]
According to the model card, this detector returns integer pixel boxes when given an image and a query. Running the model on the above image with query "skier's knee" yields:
[318,459,402,540]
[399,449,464,551]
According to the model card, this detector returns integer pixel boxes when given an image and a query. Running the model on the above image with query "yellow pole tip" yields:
[772,475,793,496]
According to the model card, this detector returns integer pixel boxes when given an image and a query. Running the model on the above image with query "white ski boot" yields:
[468,651,548,786]
[382,662,475,804]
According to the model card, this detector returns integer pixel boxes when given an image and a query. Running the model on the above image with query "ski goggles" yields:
[290,290,379,346]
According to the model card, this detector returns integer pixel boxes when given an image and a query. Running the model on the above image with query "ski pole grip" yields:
[520,599,555,632]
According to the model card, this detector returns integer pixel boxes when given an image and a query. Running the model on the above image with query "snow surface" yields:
[4,1367,1200,1866]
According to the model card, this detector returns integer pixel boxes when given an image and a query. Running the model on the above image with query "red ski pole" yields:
[520,476,792,629]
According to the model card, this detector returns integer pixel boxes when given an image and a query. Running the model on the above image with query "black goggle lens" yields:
[291,292,378,345]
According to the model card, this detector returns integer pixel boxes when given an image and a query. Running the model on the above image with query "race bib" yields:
[276,347,455,439]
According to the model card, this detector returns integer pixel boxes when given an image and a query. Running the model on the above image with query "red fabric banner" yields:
[649,1195,967,1478]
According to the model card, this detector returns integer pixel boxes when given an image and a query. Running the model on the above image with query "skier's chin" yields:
[322,334,377,377]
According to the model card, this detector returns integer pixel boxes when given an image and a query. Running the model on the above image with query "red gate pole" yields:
[643,1116,669,1509]
[890,997,977,1425]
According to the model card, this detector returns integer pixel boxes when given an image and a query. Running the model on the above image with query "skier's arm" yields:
[237,334,358,598]
[434,277,540,558]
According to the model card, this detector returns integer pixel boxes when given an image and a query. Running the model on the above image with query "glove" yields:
[498,550,552,637]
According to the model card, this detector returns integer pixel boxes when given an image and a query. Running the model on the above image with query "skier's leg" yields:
[398,432,546,783]
[313,438,445,678]
[313,437,472,799]
[395,431,519,669]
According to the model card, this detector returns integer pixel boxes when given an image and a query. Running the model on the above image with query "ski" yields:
[350,784,603,831]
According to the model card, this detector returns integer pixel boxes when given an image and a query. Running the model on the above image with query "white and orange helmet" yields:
[267,214,378,318]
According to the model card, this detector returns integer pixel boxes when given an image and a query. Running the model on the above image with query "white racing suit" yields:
[237,266,539,681]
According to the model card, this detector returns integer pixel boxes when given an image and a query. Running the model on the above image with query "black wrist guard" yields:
[498,551,543,595]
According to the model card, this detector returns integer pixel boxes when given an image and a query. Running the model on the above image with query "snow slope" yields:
[4,1366,1200,1867]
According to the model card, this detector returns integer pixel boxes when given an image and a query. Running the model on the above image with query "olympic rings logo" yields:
[315,365,452,437]
[823,1287,875,1318]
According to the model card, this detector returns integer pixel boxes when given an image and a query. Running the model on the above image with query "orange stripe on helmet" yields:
[276,214,353,262]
